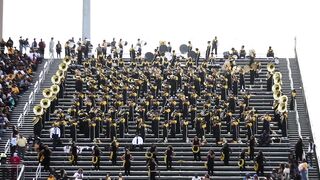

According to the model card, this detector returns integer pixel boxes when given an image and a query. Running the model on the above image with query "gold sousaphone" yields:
[59,62,68,71]
[33,105,44,116]
[51,75,61,85]
[267,63,275,73]
[43,88,52,98]
[40,98,51,109]
[51,84,60,94]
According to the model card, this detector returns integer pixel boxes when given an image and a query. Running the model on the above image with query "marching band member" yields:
[249,135,256,160]
[192,136,201,161]
[92,145,101,170]
[69,142,79,166]
[182,120,189,142]
[121,148,133,176]
[164,145,175,170]
[110,138,119,165]
[206,149,215,176]
[221,142,231,165]
[255,150,266,175]
[239,149,246,171]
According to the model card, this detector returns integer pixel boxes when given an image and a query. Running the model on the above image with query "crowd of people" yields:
[0,36,313,180]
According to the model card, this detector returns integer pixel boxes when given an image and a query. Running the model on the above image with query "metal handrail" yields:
[17,164,25,180]
[294,37,320,173]
[286,57,302,138]
[4,139,10,154]
[34,163,42,180]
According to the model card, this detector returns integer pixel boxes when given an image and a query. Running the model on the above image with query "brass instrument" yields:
[272,83,282,92]
[278,102,287,113]
[279,95,288,104]
[92,156,98,164]
[59,62,68,71]
[33,105,44,116]
[51,84,60,94]
[267,63,275,73]
[273,90,281,100]
[56,69,64,77]
[32,116,40,125]
[220,152,225,161]
[238,159,245,168]
[63,56,71,66]
[253,162,259,171]
[43,88,52,98]
[40,98,51,109]
[243,65,250,73]
[192,145,200,153]
[51,75,61,85]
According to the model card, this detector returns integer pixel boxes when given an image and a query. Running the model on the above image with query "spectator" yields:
[49,37,55,59]
[192,174,201,180]
[47,174,56,180]
[283,163,291,180]
[306,138,315,167]
[17,134,27,159]
[298,159,309,180]
[73,168,84,180]
[56,41,62,59]
[9,152,21,179]
[10,134,17,156]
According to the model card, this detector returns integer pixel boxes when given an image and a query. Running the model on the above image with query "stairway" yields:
[278,58,319,179]
[0,59,61,153]
[19,57,299,180]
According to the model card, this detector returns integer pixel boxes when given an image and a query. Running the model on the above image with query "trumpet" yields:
[51,75,61,85]
[40,98,51,109]
[267,63,275,73]
[59,62,68,71]
[51,84,60,94]
[43,88,52,98]
[33,105,44,116]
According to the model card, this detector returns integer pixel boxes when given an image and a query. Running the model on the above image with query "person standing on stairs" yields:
[50,123,61,151]
[206,149,215,176]
[121,147,133,176]
[221,142,231,165]
[110,138,119,165]
[41,145,52,172]
[92,145,101,170]
[255,150,266,176]
[164,145,174,170]
[295,138,304,162]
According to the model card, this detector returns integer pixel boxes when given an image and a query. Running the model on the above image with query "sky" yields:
[3,0,320,159]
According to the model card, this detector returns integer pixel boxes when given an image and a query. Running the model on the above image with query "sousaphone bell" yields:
[51,84,60,95]
[33,105,44,116]
[40,98,51,109]
[43,88,53,98]
[51,75,61,85]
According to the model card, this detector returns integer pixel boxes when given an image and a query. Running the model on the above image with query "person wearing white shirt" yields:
[49,37,55,59]
[50,124,61,150]
[191,174,202,180]
[131,134,143,151]
[307,138,315,167]
[73,168,84,180]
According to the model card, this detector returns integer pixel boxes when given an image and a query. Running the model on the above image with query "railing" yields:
[294,37,320,174]
[33,163,42,180]
[286,57,302,138]
[17,164,25,180]
[17,57,54,129]
[4,139,10,154]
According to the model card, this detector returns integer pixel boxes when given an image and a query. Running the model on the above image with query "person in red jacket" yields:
[10,153,21,179]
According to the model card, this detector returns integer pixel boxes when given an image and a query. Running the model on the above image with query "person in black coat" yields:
[221,142,231,165]
[255,150,266,175]
[121,148,133,176]
[295,138,304,161]
[206,149,215,175]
